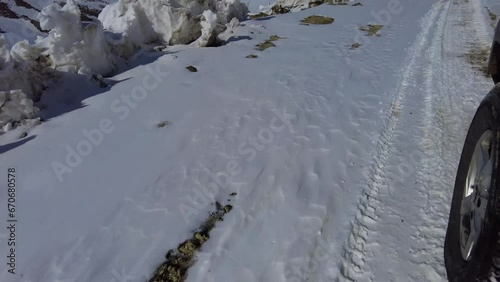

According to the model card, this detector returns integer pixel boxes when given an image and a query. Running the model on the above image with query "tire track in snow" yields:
[339,2,449,281]
[403,1,452,280]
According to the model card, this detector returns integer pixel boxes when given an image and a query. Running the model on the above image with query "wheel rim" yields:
[460,130,493,261]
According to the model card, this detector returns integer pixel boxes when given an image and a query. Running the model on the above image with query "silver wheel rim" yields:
[460,130,493,261]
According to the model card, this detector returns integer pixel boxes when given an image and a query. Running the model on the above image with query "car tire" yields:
[445,89,500,281]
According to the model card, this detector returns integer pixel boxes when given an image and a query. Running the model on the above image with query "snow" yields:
[246,0,276,13]
[0,0,249,131]
[36,0,114,75]
[0,36,42,130]
[0,0,114,45]
[194,10,219,47]
[98,0,248,46]
[0,90,38,131]
[0,0,496,282]
[0,35,14,84]
[273,0,310,12]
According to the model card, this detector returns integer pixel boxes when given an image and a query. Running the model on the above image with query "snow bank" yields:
[194,10,219,47]
[35,0,115,75]
[7,0,249,76]
[0,37,40,132]
[8,0,249,76]
[98,0,248,46]
[0,0,249,133]
[0,35,15,92]
[0,90,39,132]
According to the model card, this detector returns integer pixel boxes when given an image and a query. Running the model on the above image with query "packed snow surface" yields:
[0,0,497,281]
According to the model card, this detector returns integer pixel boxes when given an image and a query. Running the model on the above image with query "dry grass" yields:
[301,15,334,25]
[486,7,497,22]
[256,35,282,51]
[464,44,491,76]
[149,202,234,282]
[359,24,383,36]
[268,35,281,41]
[256,41,276,51]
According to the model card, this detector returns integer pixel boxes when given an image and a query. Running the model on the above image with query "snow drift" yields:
[31,0,115,75]
[0,89,39,131]
[98,0,248,47]
[0,0,249,133]
[0,36,41,132]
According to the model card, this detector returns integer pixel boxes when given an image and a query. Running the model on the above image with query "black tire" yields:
[445,88,500,281]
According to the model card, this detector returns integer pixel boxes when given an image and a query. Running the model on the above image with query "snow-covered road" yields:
[341,0,493,281]
[0,0,497,281]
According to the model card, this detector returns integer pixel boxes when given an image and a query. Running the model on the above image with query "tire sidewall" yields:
[445,97,500,281]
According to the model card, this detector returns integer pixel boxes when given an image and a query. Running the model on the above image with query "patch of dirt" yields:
[464,44,491,76]
[0,2,20,19]
[486,6,497,22]
[268,35,281,41]
[78,4,101,21]
[157,121,170,128]
[186,66,198,72]
[20,15,47,33]
[14,0,40,11]
[327,0,348,5]
[256,35,281,51]
[28,19,45,32]
[148,202,234,282]
[271,5,291,15]
[271,0,348,14]
[248,12,271,19]
[351,43,362,49]
[301,15,334,25]
[308,0,325,8]
[246,54,258,58]
[256,41,276,51]
[359,24,383,36]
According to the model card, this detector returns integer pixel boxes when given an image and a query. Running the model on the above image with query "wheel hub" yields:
[460,130,493,261]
